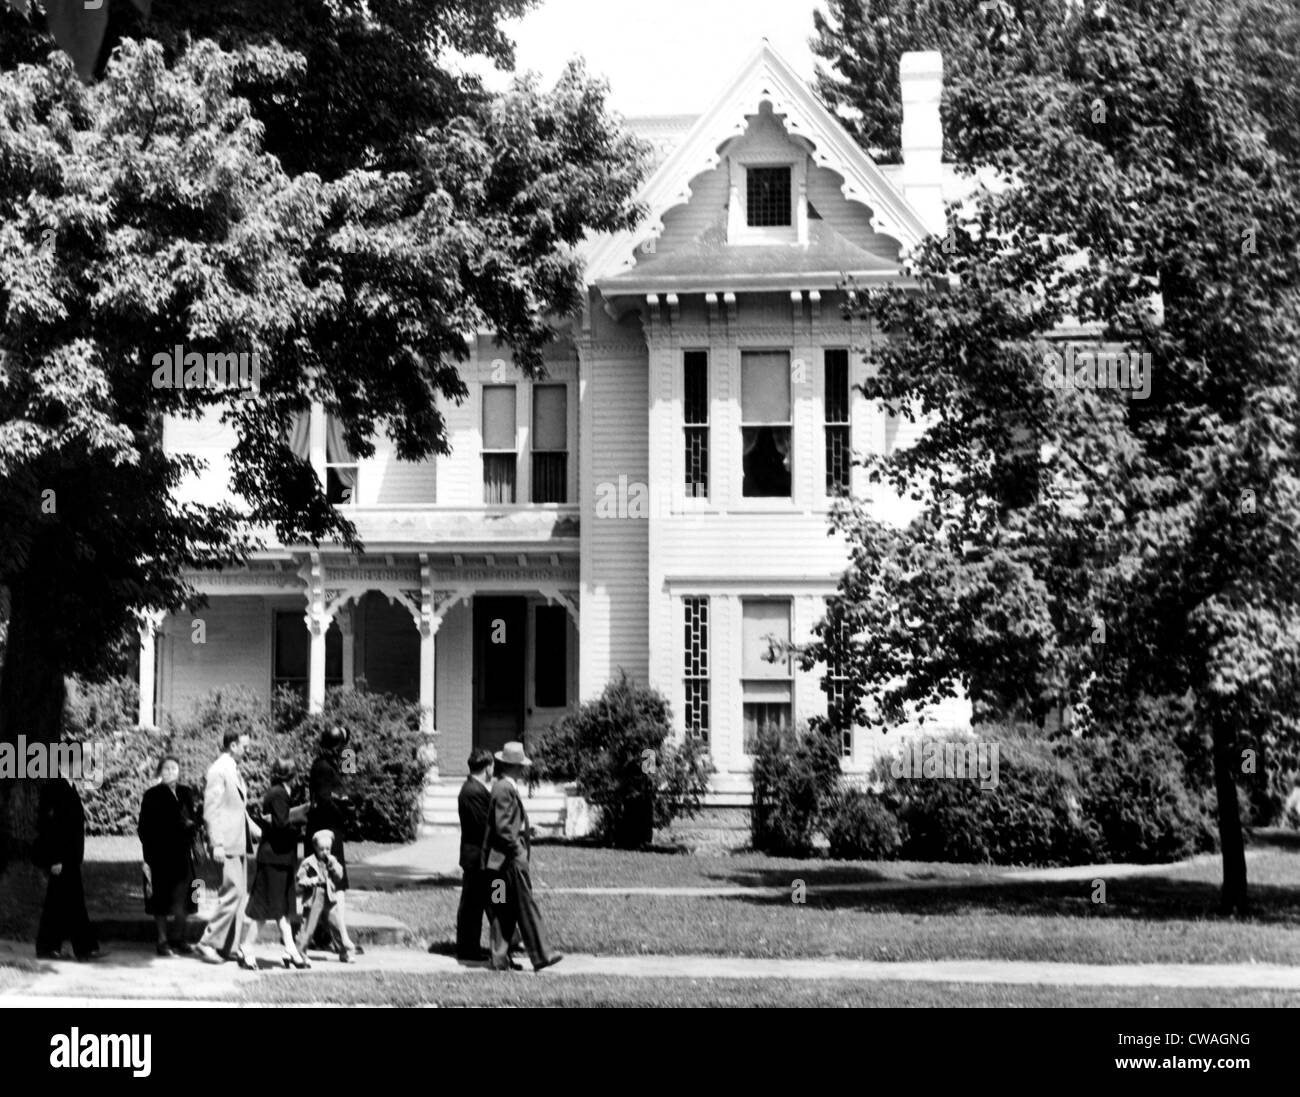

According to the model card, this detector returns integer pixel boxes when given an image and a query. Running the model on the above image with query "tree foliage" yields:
[805,0,1300,911]
[0,3,646,863]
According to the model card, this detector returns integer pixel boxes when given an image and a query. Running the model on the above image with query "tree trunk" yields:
[1212,718,1249,914]
[0,586,68,870]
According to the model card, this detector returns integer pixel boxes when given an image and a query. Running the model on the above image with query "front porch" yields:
[140,551,581,786]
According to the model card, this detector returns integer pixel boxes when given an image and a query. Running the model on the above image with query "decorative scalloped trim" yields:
[590,44,927,283]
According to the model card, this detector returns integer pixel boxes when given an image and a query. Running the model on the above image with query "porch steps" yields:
[420,780,568,838]
[418,779,754,839]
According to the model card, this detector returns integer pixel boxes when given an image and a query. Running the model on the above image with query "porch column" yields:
[136,610,165,728]
[302,551,329,714]
[416,554,436,737]
[418,617,436,736]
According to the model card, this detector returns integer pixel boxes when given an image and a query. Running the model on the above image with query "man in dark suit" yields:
[34,754,104,961]
[482,741,562,973]
[454,747,494,961]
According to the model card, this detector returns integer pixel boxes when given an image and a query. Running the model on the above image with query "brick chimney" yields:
[899,51,945,237]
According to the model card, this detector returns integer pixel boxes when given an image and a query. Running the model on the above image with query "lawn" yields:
[232,972,1300,1008]
[352,832,1300,966]
[7,831,1300,969]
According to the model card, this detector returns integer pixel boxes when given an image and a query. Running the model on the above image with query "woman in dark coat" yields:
[244,757,309,968]
[137,756,199,957]
[308,727,351,890]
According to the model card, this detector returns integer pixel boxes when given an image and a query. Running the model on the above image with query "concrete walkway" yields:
[346,840,1235,897]
[4,939,1300,1003]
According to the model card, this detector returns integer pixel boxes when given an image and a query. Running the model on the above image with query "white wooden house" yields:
[145,43,971,829]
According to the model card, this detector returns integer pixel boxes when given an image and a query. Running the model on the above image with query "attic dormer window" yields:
[746,166,792,227]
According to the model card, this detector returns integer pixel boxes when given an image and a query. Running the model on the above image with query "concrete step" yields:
[88,906,410,948]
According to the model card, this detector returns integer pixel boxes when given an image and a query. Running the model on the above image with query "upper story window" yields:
[482,385,517,504]
[684,351,709,499]
[746,166,792,227]
[824,349,851,497]
[324,415,358,505]
[741,351,792,498]
[531,384,568,504]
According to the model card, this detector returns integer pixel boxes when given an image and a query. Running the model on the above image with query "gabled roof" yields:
[585,40,934,288]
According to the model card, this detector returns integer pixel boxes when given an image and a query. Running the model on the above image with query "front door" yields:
[473,596,527,755]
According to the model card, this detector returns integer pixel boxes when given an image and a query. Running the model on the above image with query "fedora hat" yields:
[494,741,532,767]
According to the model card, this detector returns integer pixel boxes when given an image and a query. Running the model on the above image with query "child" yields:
[295,829,356,963]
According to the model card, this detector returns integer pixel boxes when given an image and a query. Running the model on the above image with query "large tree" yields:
[0,5,645,867]
[805,0,1300,912]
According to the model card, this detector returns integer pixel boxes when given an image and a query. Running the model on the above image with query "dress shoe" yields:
[75,947,110,962]
[195,943,223,964]
[234,951,258,971]
[155,942,174,957]
[170,941,194,956]
[533,952,564,973]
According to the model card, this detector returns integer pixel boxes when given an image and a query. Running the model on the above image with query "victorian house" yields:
[144,42,971,830]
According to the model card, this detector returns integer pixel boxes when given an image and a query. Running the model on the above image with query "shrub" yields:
[1071,732,1218,862]
[825,788,903,860]
[531,671,712,848]
[882,727,1100,867]
[750,723,841,856]
[295,686,430,843]
[66,677,166,836]
[70,679,429,843]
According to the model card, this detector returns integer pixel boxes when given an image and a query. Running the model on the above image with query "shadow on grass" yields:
[708,870,1300,925]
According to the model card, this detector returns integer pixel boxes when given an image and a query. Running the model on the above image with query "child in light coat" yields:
[295,829,356,963]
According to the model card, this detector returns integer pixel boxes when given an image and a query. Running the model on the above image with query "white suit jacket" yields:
[203,752,261,855]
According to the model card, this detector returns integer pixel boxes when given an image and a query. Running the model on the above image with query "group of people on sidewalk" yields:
[34,729,565,975]
[453,742,563,973]
[35,725,359,969]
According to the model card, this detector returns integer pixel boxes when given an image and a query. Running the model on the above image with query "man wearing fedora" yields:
[481,741,563,973]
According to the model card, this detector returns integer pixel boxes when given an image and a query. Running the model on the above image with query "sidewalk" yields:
[4,939,1300,1004]
[346,840,1234,896]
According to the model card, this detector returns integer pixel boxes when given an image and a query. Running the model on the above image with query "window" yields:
[747,166,792,227]
[534,605,568,708]
[531,385,568,504]
[825,614,853,759]
[482,385,517,504]
[825,349,851,496]
[684,351,709,499]
[741,599,792,753]
[324,415,359,505]
[272,610,341,703]
[741,351,792,498]
[683,596,710,745]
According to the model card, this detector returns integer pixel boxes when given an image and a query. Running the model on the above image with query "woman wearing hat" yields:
[244,757,310,969]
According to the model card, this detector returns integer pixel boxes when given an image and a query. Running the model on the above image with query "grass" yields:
[9,831,1300,969]
[232,972,1300,1008]
[0,960,38,993]
[348,833,1300,966]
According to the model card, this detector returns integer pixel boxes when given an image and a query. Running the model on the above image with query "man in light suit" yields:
[195,729,261,966]
[482,741,562,973]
